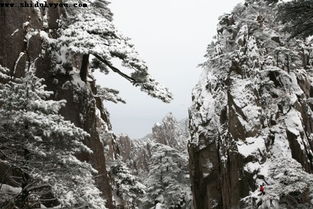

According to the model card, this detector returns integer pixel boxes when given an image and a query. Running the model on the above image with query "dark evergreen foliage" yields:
[278,0,313,39]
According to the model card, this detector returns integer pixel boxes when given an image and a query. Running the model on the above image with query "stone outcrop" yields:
[152,113,189,152]
[188,1,313,209]
[116,135,151,173]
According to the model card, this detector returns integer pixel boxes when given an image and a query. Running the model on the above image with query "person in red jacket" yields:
[260,184,265,195]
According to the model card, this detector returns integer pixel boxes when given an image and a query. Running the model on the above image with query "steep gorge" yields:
[3,0,313,209]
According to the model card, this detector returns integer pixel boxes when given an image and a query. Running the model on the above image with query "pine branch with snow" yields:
[0,69,107,208]
[46,1,173,103]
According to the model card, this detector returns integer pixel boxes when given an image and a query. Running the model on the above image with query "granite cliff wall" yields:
[188,1,313,209]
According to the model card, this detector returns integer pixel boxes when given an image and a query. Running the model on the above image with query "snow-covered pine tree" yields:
[41,0,172,104]
[0,65,11,82]
[2,0,173,208]
[9,1,173,207]
[278,0,313,39]
[114,114,192,209]
[96,85,126,104]
[143,143,191,209]
[109,158,146,209]
[0,66,107,209]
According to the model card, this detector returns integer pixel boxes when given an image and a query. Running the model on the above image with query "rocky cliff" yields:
[189,1,313,209]
[0,0,115,208]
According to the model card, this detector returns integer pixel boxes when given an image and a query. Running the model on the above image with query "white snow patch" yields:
[10,29,19,37]
[285,109,303,136]
[237,136,265,158]
[244,161,261,173]
[70,71,86,88]
[155,203,164,209]
[289,72,304,96]
[0,184,22,194]
[13,52,25,74]
[23,21,30,28]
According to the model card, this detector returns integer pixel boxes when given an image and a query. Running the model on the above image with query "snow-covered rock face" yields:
[152,113,189,152]
[189,1,313,209]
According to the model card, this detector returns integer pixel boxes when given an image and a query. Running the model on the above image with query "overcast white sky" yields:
[95,0,243,138]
